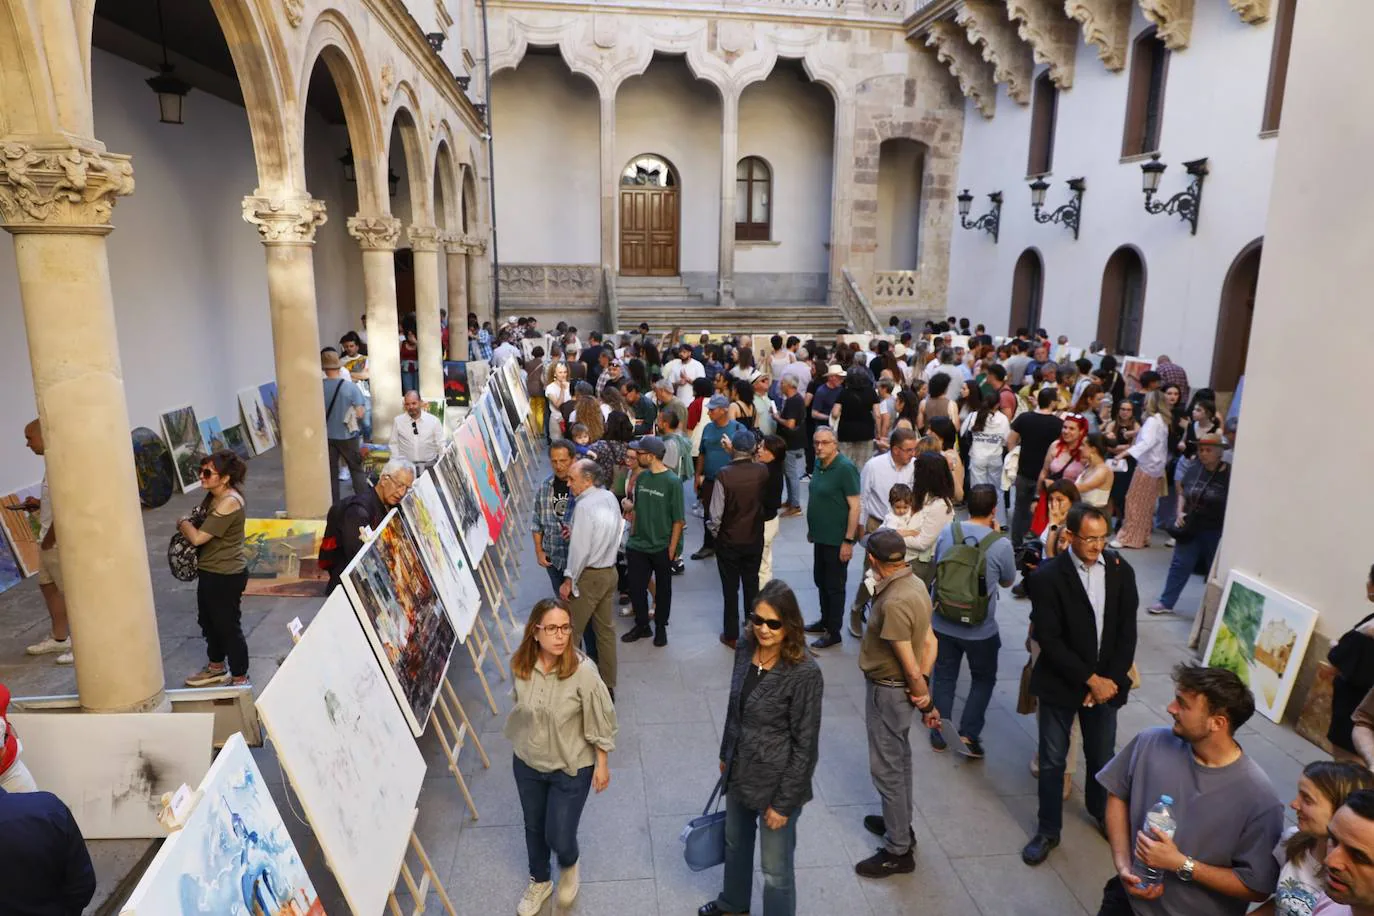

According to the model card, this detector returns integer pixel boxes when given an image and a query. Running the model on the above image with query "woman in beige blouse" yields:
[505,597,618,916]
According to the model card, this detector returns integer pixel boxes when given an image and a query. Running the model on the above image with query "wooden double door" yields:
[620,186,679,277]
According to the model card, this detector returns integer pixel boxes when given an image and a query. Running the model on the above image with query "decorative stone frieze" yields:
[498,264,601,304]
[1228,0,1270,23]
[925,20,997,119]
[243,195,327,243]
[346,214,403,251]
[1065,0,1133,72]
[0,143,135,232]
[407,224,442,252]
[284,0,304,28]
[1138,0,1195,49]
[956,0,1035,105]
[1007,0,1078,89]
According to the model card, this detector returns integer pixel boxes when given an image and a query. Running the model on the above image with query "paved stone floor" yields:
[0,449,1321,915]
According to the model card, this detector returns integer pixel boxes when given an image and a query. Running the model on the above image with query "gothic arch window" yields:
[1262,0,1297,133]
[1009,248,1045,335]
[1122,27,1170,157]
[1098,246,1148,356]
[1027,72,1058,177]
[735,156,772,241]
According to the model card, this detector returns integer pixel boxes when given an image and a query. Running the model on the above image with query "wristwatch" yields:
[844,536,857,544]
[1176,856,1195,882]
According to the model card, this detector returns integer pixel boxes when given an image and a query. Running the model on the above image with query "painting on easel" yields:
[401,475,481,642]
[453,417,507,541]
[433,445,488,561]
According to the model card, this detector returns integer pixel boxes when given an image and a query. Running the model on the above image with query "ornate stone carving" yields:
[1065,0,1133,72]
[407,224,441,252]
[1007,0,1078,89]
[380,63,395,104]
[956,1,1035,105]
[463,233,488,255]
[1138,0,1195,49]
[0,143,135,231]
[925,20,997,119]
[345,214,402,251]
[497,264,600,302]
[1228,0,1270,23]
[283,0,304,28]
[442,231,466,255]
[242,195,327,243]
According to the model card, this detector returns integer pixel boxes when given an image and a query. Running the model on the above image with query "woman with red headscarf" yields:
[1029,412,1089,536]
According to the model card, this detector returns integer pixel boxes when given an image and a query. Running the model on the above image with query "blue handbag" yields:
[680,777,727,871]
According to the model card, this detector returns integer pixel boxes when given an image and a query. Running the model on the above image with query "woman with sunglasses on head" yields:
[506,597,618,916]
[702,580,823,916]
[1029,413,1088,537]
[181,450,251,687]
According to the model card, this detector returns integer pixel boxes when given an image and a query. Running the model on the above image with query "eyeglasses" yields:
[748,613,784,631]
[1073,534,1109,546]
[537,623,572,636]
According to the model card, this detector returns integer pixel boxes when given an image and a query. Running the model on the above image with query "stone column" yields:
[347,215,404,434]
[827,93,859,305]
[408,224,443,400]
[0,141,165,712]
[444,232,470,359]
[242,194,333,519]
[467,232,491,331]
[599,90,618,274]
[717,89,740,307]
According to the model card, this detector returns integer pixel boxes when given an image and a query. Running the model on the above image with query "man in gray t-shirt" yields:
[1094,665,1284,916]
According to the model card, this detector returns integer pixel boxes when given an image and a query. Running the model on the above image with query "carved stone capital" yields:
[1139,0,1195,49]
[347,214,403,251]
[242,195,327,244]
[283,0,304,27]
[442,231,467,255]
[1007,0,1079,90]
[1065,0,1133,72]
[407,224,442,252]
[925,21,997,119]
[0,142,134,233]
[1229,0,1270,23]
[957,1,1035,105]
[463,233,488,255]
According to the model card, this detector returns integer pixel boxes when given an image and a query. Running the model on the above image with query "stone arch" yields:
[461,163,479,234]
[433,140,460,232]
[1211,238,1262,395]
[0,3,55,136]
[297,11,385,213]
[1009,247,1045,334]
[1097,244,1148,356]
[385,86,432,224]
[206,0,293,189]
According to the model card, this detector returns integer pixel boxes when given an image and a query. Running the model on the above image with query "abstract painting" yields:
[340,509,457,736]
[454,417,507,542]
[0,482,42,577]
[434,445,489,561]
[1203,570,1319,722]
[131,427,176,509]
[258,382,282,441]
[257,590,424,916]
[160,405,208,493]
[119,732,322,916]
[0,535,21,595]
[8,710,214,838]
[443,361,470,408]
[199,416,227,455]
[1122,357,1156,398]
[221,424,253,463]
[402,475,481,641]
[475,405,514,501]
[237,387,276,456]
[242,519,328,597]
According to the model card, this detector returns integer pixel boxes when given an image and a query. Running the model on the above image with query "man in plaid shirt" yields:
[532,441,576,593]
[468,316,493,361]
[1155,354,1190,403]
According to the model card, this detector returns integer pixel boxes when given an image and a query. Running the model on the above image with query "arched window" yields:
[735,157,772,241]
[1122,28,1170,157]
[1262,0,1297,132]
[1098,246,1148,356]
[1009,248,1044,335]
[1027,72,1058,177]
[622,155,676,187]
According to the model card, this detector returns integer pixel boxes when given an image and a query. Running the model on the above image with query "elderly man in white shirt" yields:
[491,333,521,368]
[858,428,918,532]
[388,391,446,472]
[559,458,623,696]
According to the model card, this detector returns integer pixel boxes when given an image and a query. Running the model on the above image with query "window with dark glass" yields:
[735,157,772,241]
[1122,28,1170,157]
[1027,72,1058,176]
[1262,0,1296,133]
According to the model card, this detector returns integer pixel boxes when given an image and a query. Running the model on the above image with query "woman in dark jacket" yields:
[701,580,823,916]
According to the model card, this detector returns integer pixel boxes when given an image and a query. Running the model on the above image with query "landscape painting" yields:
[0,483,42,577]
[454,417,506,541]
[401,475,481,641]
[443,360,470,407]
[425,398,445,426]
[256,590,425,916]
[237,386,276,455]
[242,519,328,597]
[258,382,282,441]
[1203,570,1319,722]
[434,445,489,561]
[131,427,176,509]
[198,416,227,455]
[119,733,322,916]
[340,509,457,736]
[221,424,253,463]
[160,405,208,493]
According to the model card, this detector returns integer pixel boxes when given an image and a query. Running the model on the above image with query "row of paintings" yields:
[140,381,280,505]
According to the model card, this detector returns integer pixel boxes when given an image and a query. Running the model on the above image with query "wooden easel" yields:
[387,823,457,916]
[464,616,504,715]
[477,553,520,641]
[426,678,491,821]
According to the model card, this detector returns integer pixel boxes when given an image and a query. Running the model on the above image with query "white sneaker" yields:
[26,635,71,656]
[619,606,634,618]
[55,652,74,666]
[1108,539,1124,549]
[1164,538,1177,548]
[556,861,580,907]
[517,878,553,916]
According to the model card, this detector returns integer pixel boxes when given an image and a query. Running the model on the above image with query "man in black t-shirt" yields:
[778,376,807,514]
[1006,388,1064,555]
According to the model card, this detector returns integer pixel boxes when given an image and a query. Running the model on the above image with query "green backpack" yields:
[932,520,1006,627]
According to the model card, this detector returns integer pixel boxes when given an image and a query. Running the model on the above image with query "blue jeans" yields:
[783,449,804,507]
[545,564,565,595]
[931,631,1001,740]
[1036,702,1117,838]
[716,793,800,916]
[1157,528,1222,610]
[513,755,594,883]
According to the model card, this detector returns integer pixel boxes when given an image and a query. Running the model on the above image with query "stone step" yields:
[616,301,849,337]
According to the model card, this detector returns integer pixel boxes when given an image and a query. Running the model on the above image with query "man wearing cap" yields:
[804,427,861,649]
[810,364,845,431]
[664,341,706,406]
[322,348,368,503]
[854,528,938,879]
[621,436,684,647]
[691,395,745,561]
[594,355,624,397]
[707,430,769,648]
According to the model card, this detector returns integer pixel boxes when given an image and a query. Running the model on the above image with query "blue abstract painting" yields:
[0,536,20,596]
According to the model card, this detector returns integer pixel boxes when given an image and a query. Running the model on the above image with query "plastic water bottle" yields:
[1135,795,1177,889]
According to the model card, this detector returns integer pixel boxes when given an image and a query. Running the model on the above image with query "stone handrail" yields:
[602,264,619,334]
[839,268,882,333]
[871,270,919,308]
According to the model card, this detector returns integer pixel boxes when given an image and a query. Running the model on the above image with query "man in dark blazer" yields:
[1021,504,1138,867]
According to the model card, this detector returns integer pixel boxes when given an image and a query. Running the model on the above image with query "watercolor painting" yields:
[340,509,456,736]
[0,483,43,576]
[258,382,281,441]
[131,427,176,509]
[119,733,323,916]
[199,416,227,455]
[221,424,253,463]
[160,405,208,493]
[443,361,470,408]
[433,445,489,562]
[401,475,481,641]
[256,590,425,916]
[237,387,276,456]
[453,417,507,542]
[242,519,328,598]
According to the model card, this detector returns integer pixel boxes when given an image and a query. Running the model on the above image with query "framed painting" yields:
[237,387,276,455]
[258,381,281,440]
[453,417,506,542]
[424,398,446,426]
[433,444,489,561]
[198,415,227,455]
[1202,570,1319,723]
[159,405,208,493]
[220,424,253,463]
[242,519,328,597]
[131,427,176,509]
[443,360,470,408]
[0,483,43,576]
[401,475,482,641]
[504,359,533,421]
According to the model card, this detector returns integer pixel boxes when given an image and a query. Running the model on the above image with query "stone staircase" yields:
[615,275,703,301]
[614,276,849,339]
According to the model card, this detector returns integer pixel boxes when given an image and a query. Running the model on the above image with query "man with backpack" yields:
[318,459,415,593]
[928,484,1016,758]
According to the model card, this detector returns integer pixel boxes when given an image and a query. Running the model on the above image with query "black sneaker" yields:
[653,627,667,647]
[620,625,652,643]
[803,620,827,634]
[809,634,841,650]
[928,727,947,752]
[1020,833,1059,866]
[690,547,715,560]
[670,560,686,575]
[958,735,985,759]
[854,847,915,879]
[863,815,886,838]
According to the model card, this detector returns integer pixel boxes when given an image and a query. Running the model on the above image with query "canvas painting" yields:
[492,366,524,432]
[1122,357,1156,397]
[131,427,176,509]
[443,360,470,407]
[221,424,253,463]
[9,710,214,838]
[237,387,277,456]
[476,391,514,471]
[401,475,482,641]
[434,444,489,561]
[453,419,507,542]
[475,404,514,500]
[243,519,328,597]
[467,359,490,398]
[1295,660,1336,754]
[160,405,208,493]
[1203,570,1319,722]
[425,398,446,426]
[0,535,21,595]
[199,416,227,455]
[0,483,42,577]
[119,732,322,916]
[340,509,457,736]
[258,382,282,441]
[256,590,424,916]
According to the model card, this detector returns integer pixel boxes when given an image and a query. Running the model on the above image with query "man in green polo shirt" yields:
[621,436,684,647]
[805,426,861,649]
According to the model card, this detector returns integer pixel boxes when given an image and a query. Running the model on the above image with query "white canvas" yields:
[120,733,322,915]
[237,386,277,455]
[1202,570,1319,723]
[401,474,482,642]
[256,589,425,916]
[9,711,214,839]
